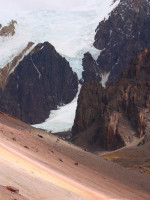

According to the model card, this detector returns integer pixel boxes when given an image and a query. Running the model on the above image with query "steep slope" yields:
[0,42,78,124]
[0,42,34,89]
[0,0,120,131]
[72,47,150,150]
[82,52,101,83]
[0,112,150,200]
[93,0,150,82]
[0,0,120,79]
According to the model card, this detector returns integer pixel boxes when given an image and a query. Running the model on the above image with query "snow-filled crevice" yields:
[100,72,110,88]
[30,55,41,79]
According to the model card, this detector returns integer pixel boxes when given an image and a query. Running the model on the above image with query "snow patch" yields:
[33,86,81,133]
[101,72,110,88]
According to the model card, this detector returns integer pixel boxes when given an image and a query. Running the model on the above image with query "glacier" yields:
[0,0,120,133]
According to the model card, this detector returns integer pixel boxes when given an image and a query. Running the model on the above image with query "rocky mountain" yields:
[83,0,150,83]
[0,0,119,132]
[72,47,150,150]
[1,0,150,136]
[72,0,150,150]
[82,52,101,83]
[0,42,78,124]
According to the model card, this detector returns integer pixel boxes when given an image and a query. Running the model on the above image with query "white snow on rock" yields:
[0,0,120,132]
[101,72,110,88]
[33,87,81,133]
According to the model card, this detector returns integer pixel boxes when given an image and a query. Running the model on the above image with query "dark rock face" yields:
[94,0,150,82]
[0,42,78,124]
[82,52,101,83]
[72,47,150,150]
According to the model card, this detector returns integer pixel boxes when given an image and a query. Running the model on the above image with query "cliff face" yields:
[93,0,150,82]
[72,47,150,150]
[82,52,101,83]
[0,42,78,124]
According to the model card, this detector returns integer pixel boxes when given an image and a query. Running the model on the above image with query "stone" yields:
[72,47,150,150]
[24,146,29,149]
[94,0,150,82]
[0,20,17,37]
[0,42,78,124]
[6,186,19,194]
[82,52,101,83]
[75,162,78,166]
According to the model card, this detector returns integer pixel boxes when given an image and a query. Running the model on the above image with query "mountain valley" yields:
[0,0,150,199]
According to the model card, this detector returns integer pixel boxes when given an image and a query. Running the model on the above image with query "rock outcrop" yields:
[0,185,28,200]
[0,20,17,37]
[6,186,19,194]
[72,47,150,150]
[0,42,78,124]
[82,52,101,83]
[93,0,150,82]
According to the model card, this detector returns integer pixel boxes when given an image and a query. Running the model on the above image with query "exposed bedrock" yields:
[93,0,150,82]
[82,52,101,83]
[0,42,78,124]
[72,47,150,150]
[0,20,17,37]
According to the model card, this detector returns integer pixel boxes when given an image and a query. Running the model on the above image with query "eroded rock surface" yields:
[93,0,150,82]
[82,52,101,83]
[72,47,150,150]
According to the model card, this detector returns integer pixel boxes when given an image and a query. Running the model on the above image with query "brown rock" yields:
[82,52,101,83]
[59,158,63,162]
[38,134,43,138]
[24,146,29,149]
[75,162,78,166]
[94,0,150,82]
[72,47,150,150]
[0,20,17,37]
[6,186,19,194]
